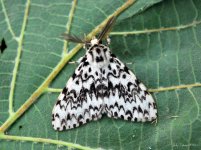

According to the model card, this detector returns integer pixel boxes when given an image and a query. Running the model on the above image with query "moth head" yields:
[90,37,98,45]
[61,16,116,49]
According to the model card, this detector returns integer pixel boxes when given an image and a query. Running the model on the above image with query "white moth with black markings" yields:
[52,16,157,131]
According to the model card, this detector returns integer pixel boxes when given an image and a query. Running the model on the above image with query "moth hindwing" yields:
[52,17,157,131]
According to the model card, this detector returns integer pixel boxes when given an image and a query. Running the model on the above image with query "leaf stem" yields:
[0,133,97,150]
[0,0,135,133]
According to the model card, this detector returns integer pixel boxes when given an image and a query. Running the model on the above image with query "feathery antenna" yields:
[97,16,116,42]
[61,16,116,44]
[61,33,85,43]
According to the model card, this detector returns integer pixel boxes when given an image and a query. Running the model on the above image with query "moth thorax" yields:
[90,38,98,45]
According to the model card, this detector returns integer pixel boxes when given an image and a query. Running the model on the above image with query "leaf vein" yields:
[7,0,31,116]
[0,0,16,38]
[63,0,77,55]
[47,83,201,93]
[187,89,200,123]
[110,20,201,35]
[191,0,198,20]
[0,134,97,150]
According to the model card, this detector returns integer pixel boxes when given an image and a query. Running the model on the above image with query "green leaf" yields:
[1,0,201,149]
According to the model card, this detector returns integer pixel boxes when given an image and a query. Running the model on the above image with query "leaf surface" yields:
[1,0,201,149]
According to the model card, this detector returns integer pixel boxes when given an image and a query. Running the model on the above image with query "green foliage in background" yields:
[0,0,201,149]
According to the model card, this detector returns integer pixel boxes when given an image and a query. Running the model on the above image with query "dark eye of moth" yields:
[96,48,101,54]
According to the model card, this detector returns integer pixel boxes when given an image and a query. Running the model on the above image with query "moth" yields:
[52,16,157,131]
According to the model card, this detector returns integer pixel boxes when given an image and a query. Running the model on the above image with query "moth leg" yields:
[106,36,111,45]
[151,118,158,126]
[77,56,85,63]
[126,62,133,65]
[68,56,84,64]
[68,61,78,64]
